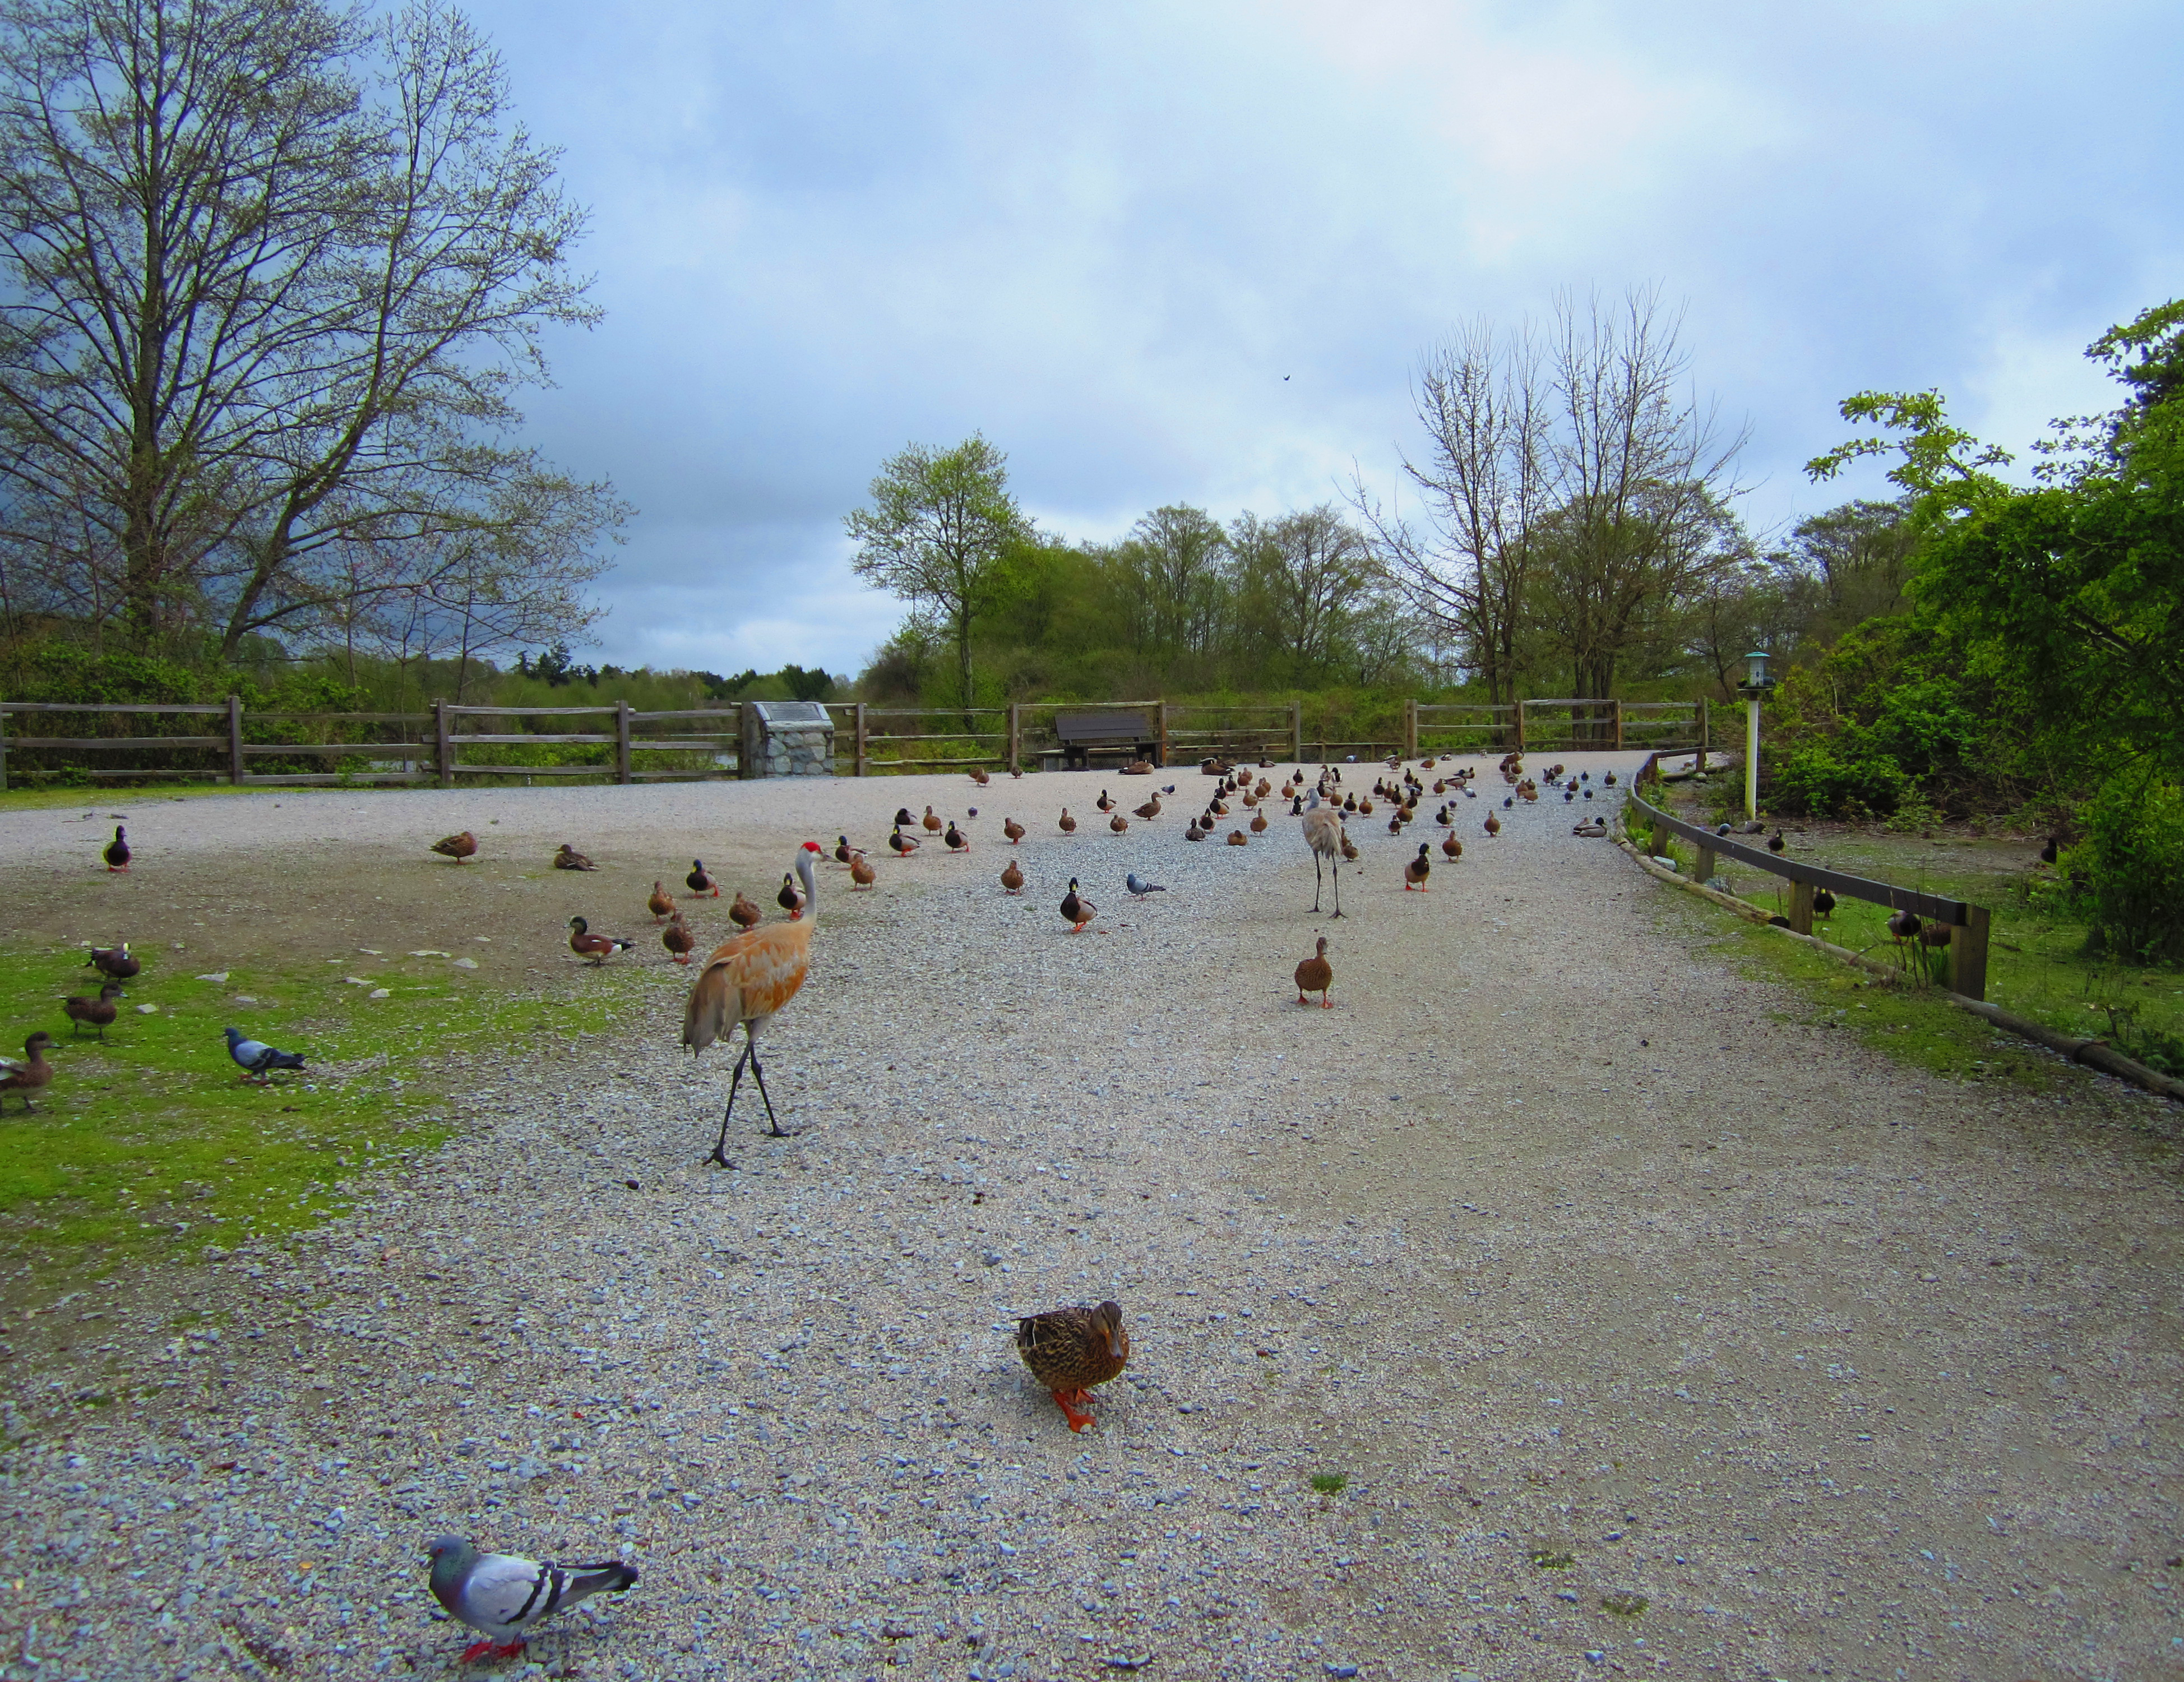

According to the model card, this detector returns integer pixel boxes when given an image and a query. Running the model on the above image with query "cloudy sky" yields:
[462,0,2183,677]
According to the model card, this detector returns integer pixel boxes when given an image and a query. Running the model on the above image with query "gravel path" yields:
[1,761,2178,1682]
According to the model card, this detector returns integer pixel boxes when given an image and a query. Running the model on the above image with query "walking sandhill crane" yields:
[1302,791,1344,916]
[684,843,824,1161]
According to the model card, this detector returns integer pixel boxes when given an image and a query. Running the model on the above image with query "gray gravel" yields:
[1,760,2178,1681]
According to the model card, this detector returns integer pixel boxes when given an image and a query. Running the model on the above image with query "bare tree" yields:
[1535,288,1748,701]
[0,0,624,655]
[1353,317,1551,704]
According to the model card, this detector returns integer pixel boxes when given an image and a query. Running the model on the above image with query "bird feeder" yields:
[739,700,837,779]
[1736,650,1775,821]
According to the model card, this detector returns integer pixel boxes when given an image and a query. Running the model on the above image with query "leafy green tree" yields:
[844,435,1029,711]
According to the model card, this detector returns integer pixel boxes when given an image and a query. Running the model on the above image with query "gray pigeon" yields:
[427,1536,637,1663]
[224,1027,306,1083]
[1125,873,1167,899]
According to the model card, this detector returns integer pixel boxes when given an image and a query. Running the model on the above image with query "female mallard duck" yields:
[554,844,599,871]
[63,981,126,1039]
[1108,812,1128,833]
[432,831,478,863]
[1058,807,1076,833]
[849,853,877,890]
[647,881,677,922]
[1016,1301,1129,1432]
[729,891,762,931]
[1441,831,1463,860]
[661,915,696,964]
[1294,935,1332,1008]
[921,806,943,834]
[567,917,633,965]
[0,1032,57,1112]
[1002,817,1026,844]
[1000,858,1025,895]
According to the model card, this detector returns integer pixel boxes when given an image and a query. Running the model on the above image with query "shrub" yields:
[2073,774,2184,964]
[1768,743,1909,818]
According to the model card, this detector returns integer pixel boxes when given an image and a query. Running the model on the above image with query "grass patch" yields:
[1309,1472,1348,1495]
[0,782,274,814]
[1601,1592,1648,1618]
[1527,1547,1575,1569]
[0,944,642,1296]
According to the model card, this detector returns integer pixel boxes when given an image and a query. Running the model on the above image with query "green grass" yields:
[0,780,270,812]
[0,949,642,1293]
[1309,1472,1348,1495]
[1641,796,2184,1080]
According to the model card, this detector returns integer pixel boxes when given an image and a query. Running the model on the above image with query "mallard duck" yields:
[970,767,991,785]
[945,820,969,852]
[1767,828,1786,854]
[1441,831,1463,860]
[1058,807,1076,833]
[1812,887,1836,917]
[2039,836,2060,865]
[567,917,633,965]
[777,872,806,918]
[1294,936,1332,1008]
[1483,812,1501,837]
[921,806,943,834]
[849,852,877,890]
[834,836,855,864]
[1250,808,1269,834]
[1016,1301,1130,1433]
[1886,908,1922,944]
[1000,859,1025,895]
[1059,878,1095,932]
[102,824,131,871]
[687,860,719,897]
[1003,817,1026,844]
[1572,817,1608,838]
[1184,821,1204,841]
[0,1032,56,1111]
[1133,794,1162,820]
[1226,828,1248,845]
[87,942,140,981]
[1339,831,1359,863]
[432,831,478,863]
[1357,797,1373,817]
[1109,813,1128,833]
[1095,790,1113,812]
[889,825,919,854]
[554,844,598,871]
[662,915,696,964]
[1404,842,1431,890]
[894,807,915,827]
[729,891,762,931]
[647,881,676,922]
[62,981,126,1039]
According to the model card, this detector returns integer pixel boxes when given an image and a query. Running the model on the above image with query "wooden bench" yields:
[1049,710,1161,770]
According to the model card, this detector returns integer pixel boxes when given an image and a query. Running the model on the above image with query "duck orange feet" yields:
[1052,1388,1098,1431]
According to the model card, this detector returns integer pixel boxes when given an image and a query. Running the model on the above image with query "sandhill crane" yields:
[684,843,823,1162]
[1302,791,1344,917]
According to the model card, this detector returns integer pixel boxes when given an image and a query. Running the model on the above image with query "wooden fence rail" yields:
[1622,756,1989,1001]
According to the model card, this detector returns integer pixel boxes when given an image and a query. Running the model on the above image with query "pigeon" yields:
[427,1536,637,1666]
[224,1027,306,1084]
[1125,873,1167,899]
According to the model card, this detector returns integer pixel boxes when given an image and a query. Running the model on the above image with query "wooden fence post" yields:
[1612,697,1623,751]
[2,700,11,792]
[1698,696,1710,771]
[1155,700,1168,768]
[1950,904,1991,1001]
[435,700,454,788]
[1289,699,1303,763]
[1403,698,1418,759]
[855,703,869,777]
[227,695,244,784]
[1514,700,1526,752]
[1789,878,1815,935]
[1694,840,1714,881]
[1007,703,1021,774]
[616,701,633,784]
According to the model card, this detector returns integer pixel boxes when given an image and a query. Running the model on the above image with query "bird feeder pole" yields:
[1736,651,1773,822]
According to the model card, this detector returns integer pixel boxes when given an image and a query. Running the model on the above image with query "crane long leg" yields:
[1312,852,1324,913]
[748,1046,793,1138]
[709,1044,750,1166]
[1331,859,1343,918]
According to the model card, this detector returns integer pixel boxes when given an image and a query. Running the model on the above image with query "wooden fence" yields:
[0,691,1717,787]
[1622,755,1991,1001]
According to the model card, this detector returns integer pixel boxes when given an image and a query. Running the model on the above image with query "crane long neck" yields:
[796,851,818,923]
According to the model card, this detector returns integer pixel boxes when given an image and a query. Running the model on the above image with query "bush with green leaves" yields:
[2071,775,2184,965]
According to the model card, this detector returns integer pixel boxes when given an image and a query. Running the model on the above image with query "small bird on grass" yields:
[1294,936,1332,1008]
[224,1027,305,1084]
[102,824,131,871]
[567,917,634,965]
[1125,873,1165,899]
[63,982,126,1039]
[0,1032,56,1111]
[431,831,478,864]
[1016,1301,1130,1433]
[687,860,720,898]
[553,844,598,871]
[87,943,140,981]
[427,1536,637,1667]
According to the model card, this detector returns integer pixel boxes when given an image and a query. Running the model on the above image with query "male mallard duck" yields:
[62,981,126,1039]
[945,820,970,852]
[1767,828,1786,854]
[87,942,140,981]
[1059,878,1095,932]
[1095,790,1113,812]
[1184,821,1204,840]
[1058,807,1076,833]
[1003,817,1026,844]
[567,917,634,965]
[1572,817,1608,838]
[777,872,806,918]
[102,824,131,871]
[687,860,720,897]
[1404,842,1432,890]
[432,831,478,863]
[1812,886,1836,917]
[554,844,598,871]
[849,853,877,890]
[1000,859,1025,895]
[0,1032,57,1111]
[889,825,919,855]
[1016,1301,1130,1433]
[662,915,696,965]
[1294,936,1332,1008]
[647,881,677,922]
[834,836,855,864]
[728,891,762,931]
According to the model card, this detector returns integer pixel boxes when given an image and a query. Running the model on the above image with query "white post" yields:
[1745,695,1760,821]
